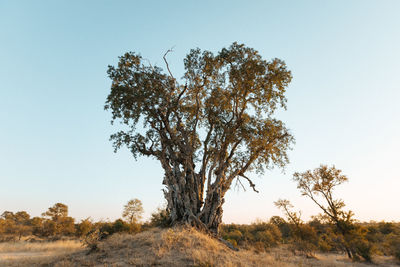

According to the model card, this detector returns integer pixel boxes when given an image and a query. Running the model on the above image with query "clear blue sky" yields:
[1,0,399,223]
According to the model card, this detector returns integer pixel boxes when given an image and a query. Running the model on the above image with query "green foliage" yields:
[111,219,131,233]
[220,222,282,251]
[98,219,132,238]
[149,207,171,228]
[105,43,294,230]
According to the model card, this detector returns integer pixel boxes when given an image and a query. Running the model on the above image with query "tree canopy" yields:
[122,198,144,224]
[105,42,294,233]
[293,165,372,261]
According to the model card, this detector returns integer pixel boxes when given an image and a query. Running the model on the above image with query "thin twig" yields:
[163,47,176,79]
[143,58,155,70]
[234,177,246,192]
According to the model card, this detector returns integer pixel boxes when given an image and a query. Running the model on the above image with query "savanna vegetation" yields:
[220,167,400,264]
[1,190,400,265]
[2,43,399,266]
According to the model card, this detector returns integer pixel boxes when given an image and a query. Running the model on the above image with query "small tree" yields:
[0,211,32,240]
[76,218,94,238]
[122,198,144,224]
[13,211,32,240]
[42,203,75,237]
[293,165,372,261]
[274,199,302,227]
[269,216,291,240]
[274,199,317,257]
[42,203,68,221]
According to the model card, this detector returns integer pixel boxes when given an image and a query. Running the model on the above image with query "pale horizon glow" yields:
[1,0,399,224]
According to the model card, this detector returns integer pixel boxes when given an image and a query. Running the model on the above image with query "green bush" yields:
[149,207,171,227]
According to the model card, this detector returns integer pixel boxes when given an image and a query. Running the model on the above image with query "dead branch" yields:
[163,47,175,79]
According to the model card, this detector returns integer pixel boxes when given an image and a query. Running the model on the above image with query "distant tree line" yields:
[0,198,167,244]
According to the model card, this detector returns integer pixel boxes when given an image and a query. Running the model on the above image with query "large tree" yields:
[105,43,294,233]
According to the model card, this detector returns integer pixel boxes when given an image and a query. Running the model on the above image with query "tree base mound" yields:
[52,227,275,266]
[46,227,397,267]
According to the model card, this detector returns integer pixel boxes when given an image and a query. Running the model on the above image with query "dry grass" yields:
[1,228,399,266]
[266,246,398,267]
[54,227,279,267]
[52,227,399,267]
[0,240,83,266]
[0,240,82,253]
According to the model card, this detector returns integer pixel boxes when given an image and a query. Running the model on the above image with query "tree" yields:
[42,203,68,221]
[1,211,15,220]
[293,165,372,261]
[105,42,294,233]
[42,203,75,237]
[274,199,318,257]
[30,217,45,237]
[122,198,144,224]
[274,199,302,227]
[76,217,94,238]
[0,211,32,240]
[13,211,32,240]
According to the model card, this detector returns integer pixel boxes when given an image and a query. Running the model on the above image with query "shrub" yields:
[353,238,373,262]
[149,207,171,227]
[385,233,400,261]
[76,218,94,238]
[99,219,133,238]
[223,229,243,244]
[270,216,290,241]
[290,224,318,257]
[83,228,101,252]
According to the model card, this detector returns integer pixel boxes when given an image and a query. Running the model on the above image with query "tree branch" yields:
[163,47,175,80]
[238,173,259,193]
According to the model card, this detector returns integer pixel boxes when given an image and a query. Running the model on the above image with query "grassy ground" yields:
[0,228,398,266]
[0,240,83,266]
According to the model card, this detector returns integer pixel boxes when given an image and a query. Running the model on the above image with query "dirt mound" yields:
[52,227,275,267]
[45,227,397,267]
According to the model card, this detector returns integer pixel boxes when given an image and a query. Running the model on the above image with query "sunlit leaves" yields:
[105,42,293,193]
